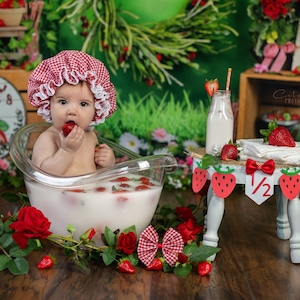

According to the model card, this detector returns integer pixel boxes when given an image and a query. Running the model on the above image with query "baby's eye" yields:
[81,102,89,107]
[58,99,67,105]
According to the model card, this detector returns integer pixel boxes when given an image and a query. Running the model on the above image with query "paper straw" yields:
[226,68,232,91]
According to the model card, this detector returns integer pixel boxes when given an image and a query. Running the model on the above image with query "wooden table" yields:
[2,188,300,299]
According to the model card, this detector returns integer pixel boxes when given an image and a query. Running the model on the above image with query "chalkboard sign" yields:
[0,76,26,157]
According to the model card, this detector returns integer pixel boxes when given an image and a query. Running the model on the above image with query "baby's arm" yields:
[94,144,115,168]
[32,126,85,175]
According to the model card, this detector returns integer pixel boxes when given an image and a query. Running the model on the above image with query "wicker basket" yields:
[0,7,27,26]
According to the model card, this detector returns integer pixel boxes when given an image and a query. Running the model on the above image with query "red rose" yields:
[9,206,52,249]
[177,219,203,243]
[175,207,193,221]
[117,231,137,255]
[177,252,189,264]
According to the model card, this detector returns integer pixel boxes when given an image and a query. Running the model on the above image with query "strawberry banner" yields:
[279,167,300,200]
[211,165,236,198]
[245,159,275,205]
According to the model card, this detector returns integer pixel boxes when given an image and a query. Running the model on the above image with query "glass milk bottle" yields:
[205,90,234,154]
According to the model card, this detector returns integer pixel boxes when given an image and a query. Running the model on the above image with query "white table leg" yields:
[288,196,300,263]
[275,186,291,240]
[202,186,225,261]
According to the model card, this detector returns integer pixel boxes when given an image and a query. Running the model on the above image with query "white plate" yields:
[261,114,299,126]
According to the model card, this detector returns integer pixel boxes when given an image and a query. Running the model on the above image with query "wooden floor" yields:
[1,186,300,300]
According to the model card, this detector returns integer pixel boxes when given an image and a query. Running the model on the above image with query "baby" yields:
[27,50,117,176]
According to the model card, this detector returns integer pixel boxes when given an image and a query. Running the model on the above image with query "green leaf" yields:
[7,257,29,275]
[104,226,116,247]
[0,221,3,236]
[67,224,76,234]
[74,256,90,274]
[174,263,193,277]
[122,225,136,234]
[190,245,221,263]
[102,247,117,266]
[0,254,11,271]
[126,252,139,267]
[0,232,14,248]
[1,192,21,202]
[9,239,36,258]
[201,154,220,169]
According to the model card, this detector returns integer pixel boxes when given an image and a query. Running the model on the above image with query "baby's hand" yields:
[95,144,115,168]
[60,125,84,152]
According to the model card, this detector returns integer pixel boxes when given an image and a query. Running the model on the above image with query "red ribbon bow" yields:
[137,225,184,267]
[245,159,275,175]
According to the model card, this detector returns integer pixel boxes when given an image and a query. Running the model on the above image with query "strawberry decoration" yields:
[260,120,296,147]
[204,79,219,97]
[279,168,300,200]
[62,121,75,137]
[118,260,135,274]
[192,161,208,193]
[197,261,212,276]
[211,165,236,198]
[38,255,56,269]
[146,257,163,271]
[220,141,238,161]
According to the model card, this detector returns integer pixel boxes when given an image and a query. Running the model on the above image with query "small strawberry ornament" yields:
[204,79,219,97]
[197,261,212,276]
[220,141,238,161]
[260,120,295,147]
[38,255,56,269]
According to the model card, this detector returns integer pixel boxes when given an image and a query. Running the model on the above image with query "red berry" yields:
[62,121,75,137]
[220,143,238,161]
[204,79,219,97]
[38,255,55,269]
[118,260,135,274]
[146,258,163,271]
[197,261,212,276]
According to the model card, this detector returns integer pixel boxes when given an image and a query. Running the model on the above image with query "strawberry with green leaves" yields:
[197,261,212,276]
[220,140,238,161]
[260,120,295,147]
[146,258,163,271]
[118,259,135,274]
[204,79,219,97]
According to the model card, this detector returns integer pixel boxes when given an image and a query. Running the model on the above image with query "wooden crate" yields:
[0,67,44,124]
[237,68,300,139]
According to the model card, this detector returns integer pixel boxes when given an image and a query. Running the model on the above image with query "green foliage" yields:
[97,91,208,146]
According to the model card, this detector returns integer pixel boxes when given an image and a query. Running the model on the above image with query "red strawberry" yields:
[204,79,219,97]
[197,261,212,276]
[291,113,300,120]
[220,141,238,161]
[260,120,295,147]
[38,255,55,269]
[0,130,8,145]
[62,121,75,137]
[118,260,135,274]
[146,258,163,271]
[211,165,236,198]
[192,165,208,193]
[279,168,300,200]
[110,176,130,182]
[135,185,151,191]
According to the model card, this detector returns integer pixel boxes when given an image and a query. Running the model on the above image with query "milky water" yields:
[25,174,163,245]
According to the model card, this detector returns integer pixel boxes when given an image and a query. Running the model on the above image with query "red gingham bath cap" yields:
[28,50,116,125]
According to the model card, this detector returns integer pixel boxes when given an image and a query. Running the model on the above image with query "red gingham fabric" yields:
[28,50,116,125]
[137,225,184,267]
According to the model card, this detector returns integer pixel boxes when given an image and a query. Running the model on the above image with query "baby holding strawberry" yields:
[27,50,116,176]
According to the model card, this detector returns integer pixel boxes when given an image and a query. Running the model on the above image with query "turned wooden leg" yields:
[287,196,300,263]
[202,185,225,261]
[275,186,291,240]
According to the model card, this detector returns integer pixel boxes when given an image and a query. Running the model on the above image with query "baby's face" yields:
[50,82,95,130]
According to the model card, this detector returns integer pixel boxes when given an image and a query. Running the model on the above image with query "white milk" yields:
[25,174,163,245]
[205,90,233,155]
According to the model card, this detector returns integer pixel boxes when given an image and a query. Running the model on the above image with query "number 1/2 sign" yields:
[245,171,274,205]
